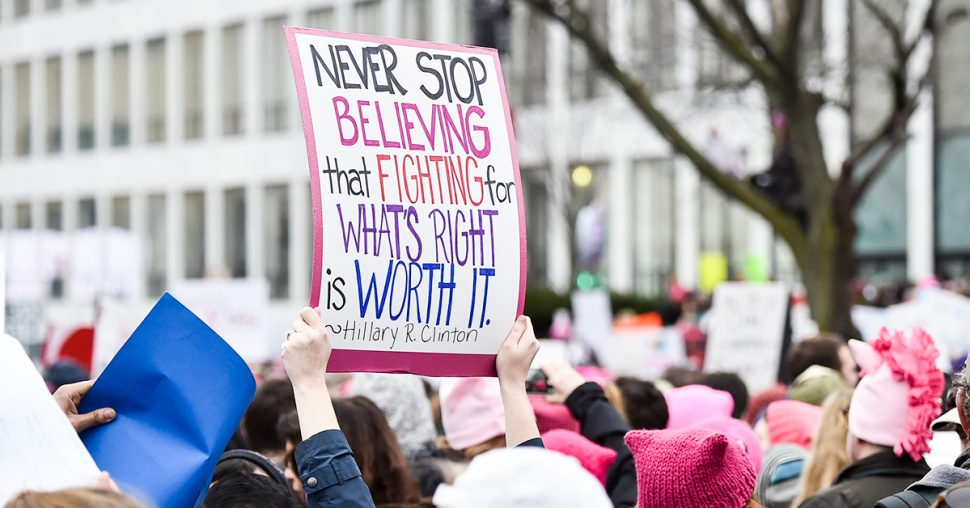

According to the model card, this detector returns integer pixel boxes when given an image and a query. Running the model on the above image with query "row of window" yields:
[2,0,93,21]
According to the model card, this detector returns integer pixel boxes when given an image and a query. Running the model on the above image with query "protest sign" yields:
[171,278,273,363]
[79,294,255,507]
[704,282,790,392]
[571,289,613,362]
[0,334,101,502]
[285,27,526,376]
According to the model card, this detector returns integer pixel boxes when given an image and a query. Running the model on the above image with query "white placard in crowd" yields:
[704,282,789,392]
[571,289,613,362]
[170,279,273,363]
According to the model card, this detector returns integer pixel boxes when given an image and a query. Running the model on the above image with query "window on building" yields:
[111,44,130,147]
[15,62,30,156]
[0,68,4,160]
[111,195,130,229]
[224,188,247,278]
[222,23,245,136]
[262,15,289,132]
[146,194,167,296]
[522,168,549,284]
[183,30,205,140]
[14,0,29,17]
[78,50,96,150]
[265,184,290,298]
[184,191,206,278]
[403,0,430,40]
[630,0,678,92]
[45,0,62,11]
[46,56,63,153]
[695,4,747,87]
[307,6,335,28]
[354,0,383,35]
[45,201,63,230]
[699,181,732,261]
[568,0,607,101]
[513,7,546,106]
[78,197,97,228]
[633,159,676,295]
[146,37,166,143]
[15,203,31,229]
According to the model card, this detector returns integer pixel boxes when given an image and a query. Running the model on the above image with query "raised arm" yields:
[495,315,542,447]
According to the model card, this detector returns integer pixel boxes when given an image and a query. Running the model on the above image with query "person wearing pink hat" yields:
[800,328,944,508]
[765,399,824,450]
[663,384,735,429]
[439,377,508,456]
[625,427,759,508]
[541,429,617,485]
[691,415,764,472]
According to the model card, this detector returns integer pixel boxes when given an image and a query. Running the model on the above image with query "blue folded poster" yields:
[79,293,256,508]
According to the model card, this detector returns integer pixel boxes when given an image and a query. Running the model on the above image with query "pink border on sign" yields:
[284,27,527,377]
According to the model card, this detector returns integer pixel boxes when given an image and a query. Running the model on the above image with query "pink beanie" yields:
[440,377,506,450]
[542,429,617,485]
[766,399,823,449]
[690,416,763,472]
[530,395,580,434]
[664,385,734,430]
[625,427,756,508]
[848,329,944,461]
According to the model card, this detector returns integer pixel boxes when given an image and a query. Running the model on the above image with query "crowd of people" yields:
[7,307,970,508]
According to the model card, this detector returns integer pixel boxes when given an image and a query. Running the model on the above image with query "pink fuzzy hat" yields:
[440,377,506,450]
[530,395,580,434]
[625,427,756,508]
[542,429,617,485]
[691,416,763,472]
[766,400,824,449]
[664,385,734,430]
[848,329,944,461]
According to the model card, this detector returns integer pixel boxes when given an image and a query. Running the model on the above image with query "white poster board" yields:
[571,289,613,362]
[704,282,789,392]
[170,279,273,363]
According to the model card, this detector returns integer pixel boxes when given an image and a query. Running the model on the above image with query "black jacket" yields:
[799,450,931,508]
[565,382,637,508]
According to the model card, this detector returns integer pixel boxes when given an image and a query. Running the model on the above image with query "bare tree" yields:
[519,0,954,337]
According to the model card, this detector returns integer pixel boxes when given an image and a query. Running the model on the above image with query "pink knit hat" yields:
[530,395,580,434]
[691,416,763,472]
[440,377,506,450]
[625,427,757,508]
[542,429,617,485]
[848,329,944,461]
[765,400,823,449]
[664,385,734,429]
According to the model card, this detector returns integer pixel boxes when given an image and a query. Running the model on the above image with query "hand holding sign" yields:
[283,307,333,387]
[52,380,116,433]
[496,316,540,387]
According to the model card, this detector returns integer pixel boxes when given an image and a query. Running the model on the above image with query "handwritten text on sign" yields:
[285,28,526,375]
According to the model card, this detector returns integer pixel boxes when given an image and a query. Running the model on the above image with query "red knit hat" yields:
[625,427,756,508]
[542,429,617,485]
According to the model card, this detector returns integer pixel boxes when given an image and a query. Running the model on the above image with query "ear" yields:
[848,339,882,376]
[958,390,970,436]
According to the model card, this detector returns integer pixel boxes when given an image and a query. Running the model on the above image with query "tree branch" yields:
[781,0,806,65]
[520,0,806,249]
[723,0,784,68]
[683,0,781,86]
[849,133,907,206]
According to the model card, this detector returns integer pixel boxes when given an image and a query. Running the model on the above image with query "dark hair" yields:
[213,450,288,487]
[202,473,299,508]
[334,396,421,505]
[244,379,296,454]
[785,335,845,382]
[614,376,669,430]
[662,366,701,388]
[700,372,749,419]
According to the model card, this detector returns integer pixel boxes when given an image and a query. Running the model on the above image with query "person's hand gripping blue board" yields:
[78,293,256,508]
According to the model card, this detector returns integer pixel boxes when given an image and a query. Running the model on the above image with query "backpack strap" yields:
[874,489,935,508]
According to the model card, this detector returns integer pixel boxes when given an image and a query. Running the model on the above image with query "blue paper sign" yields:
[79,293,256,508]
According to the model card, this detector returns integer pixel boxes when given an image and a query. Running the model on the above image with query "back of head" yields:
[789,365,847,406]
[5,489,141,508]
[432,447,612,508]
[439,377,505,452]
[541,429,617,485]
[786,335,844,382]
[614,376,669,430]
[756,445,806,508]
[662,366,701,387]
[202,473,298,508]
[244,378,296,455]
[349,373,437,455]
[334,396,421,504]
[765,400,824,449]
[700,372,749,419]
[625,427,757,508]
[792,389,853,506]
[664,384,734,429]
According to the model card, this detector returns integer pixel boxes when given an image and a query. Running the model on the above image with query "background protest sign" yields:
[704,282,791,392]
[171,279,274,363]
[285,27,526,376]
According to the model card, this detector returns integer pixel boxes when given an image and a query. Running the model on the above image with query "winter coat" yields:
[799,450,931,508]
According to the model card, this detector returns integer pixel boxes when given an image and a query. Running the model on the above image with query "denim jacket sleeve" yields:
[295,429,376,508]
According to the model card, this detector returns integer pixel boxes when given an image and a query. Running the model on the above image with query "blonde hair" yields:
[5,489,141,508]
[792,388,853,506]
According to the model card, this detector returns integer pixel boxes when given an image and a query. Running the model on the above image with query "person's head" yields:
[275,411,306,505]
[846,331,944,463]
[700,372,749,419]
[786,334,857,386]
[5,489,140,508]
[755,444,806,508]
[334,396,421,505]
[212,450,289,488]
[431,447,612,508]
[664,384,734,430]
[244,378,296,459]
[791,388,853,506]
[764,400,824,449]
[613,376,669,430]
[202,473,299,508]
[953,365,970,441]
[349,373,437,455]
[541,429,617,485]
[662,365,702,387]
[625,427,757,508]
[439,377,506,457]
[43,360,89,391]
[788,365,847,406]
